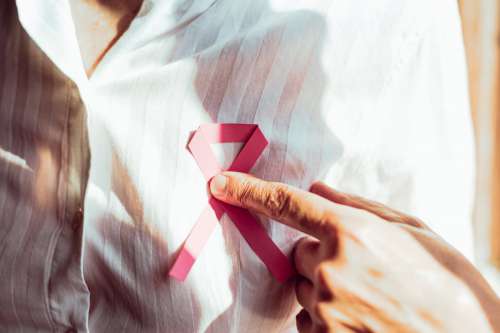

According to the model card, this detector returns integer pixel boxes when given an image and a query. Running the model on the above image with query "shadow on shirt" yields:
[81,0,344,332]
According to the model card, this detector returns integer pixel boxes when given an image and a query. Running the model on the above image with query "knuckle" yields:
[294,206,335,236]
[315,211,339,239]
[236,179,256,206]
[263,183,294,219]
[296,237,320,258]
[226,177,257,207]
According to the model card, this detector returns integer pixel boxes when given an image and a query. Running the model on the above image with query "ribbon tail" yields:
[222,203,295,283]
[169,204,223,281]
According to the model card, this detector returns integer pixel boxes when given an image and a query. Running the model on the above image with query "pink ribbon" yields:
[169,123,295,283]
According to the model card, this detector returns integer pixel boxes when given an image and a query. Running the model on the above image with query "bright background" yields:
[459,0,500,293]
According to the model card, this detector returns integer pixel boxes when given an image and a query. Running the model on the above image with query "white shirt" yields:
[3,0,474,331]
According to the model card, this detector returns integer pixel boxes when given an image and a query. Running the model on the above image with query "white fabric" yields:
[15,0,474,331]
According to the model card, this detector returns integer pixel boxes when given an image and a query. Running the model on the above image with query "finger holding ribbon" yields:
[209,172,500,333]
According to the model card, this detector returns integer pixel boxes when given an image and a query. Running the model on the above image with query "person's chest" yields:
[80,3,344,331]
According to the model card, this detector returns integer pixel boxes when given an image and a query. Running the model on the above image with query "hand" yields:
[210,172,500,333]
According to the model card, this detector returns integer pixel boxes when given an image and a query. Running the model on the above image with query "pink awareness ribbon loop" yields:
[169,123,295,283]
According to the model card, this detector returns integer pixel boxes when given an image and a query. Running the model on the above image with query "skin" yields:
[210,172,500,333]
[69,0,142,76]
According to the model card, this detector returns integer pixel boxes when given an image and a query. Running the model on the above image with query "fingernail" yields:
[210,174,227,198]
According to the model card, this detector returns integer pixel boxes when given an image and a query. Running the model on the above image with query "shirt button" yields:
[72,207,83,230]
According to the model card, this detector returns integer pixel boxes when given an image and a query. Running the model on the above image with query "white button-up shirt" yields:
[2,0,474,331]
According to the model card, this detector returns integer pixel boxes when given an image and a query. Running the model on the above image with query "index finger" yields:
[209,172,338,241]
